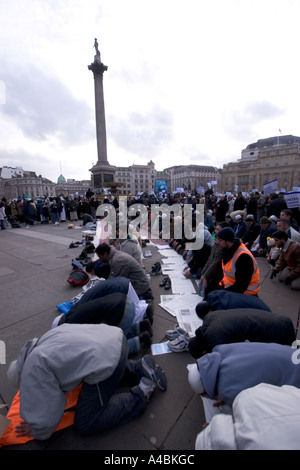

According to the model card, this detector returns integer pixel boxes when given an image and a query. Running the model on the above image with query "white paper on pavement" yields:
[175,307,203,336]
[171,278,197,294]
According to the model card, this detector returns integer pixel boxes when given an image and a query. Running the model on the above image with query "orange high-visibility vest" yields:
[220,243,260,295]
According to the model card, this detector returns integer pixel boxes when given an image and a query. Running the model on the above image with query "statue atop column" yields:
[94,38,101,60]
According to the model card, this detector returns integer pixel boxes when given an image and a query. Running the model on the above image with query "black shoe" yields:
[76,248,88,260]
[143,290,154,301]
[80,257,92,266]
[152,261,161,269]
[159,276,169,287]
[139,332,152,349]
[69,241,80,248]
[144,303,154,325]
[150,262,161,276]
[164,278,171,290]
[139,319,153,337]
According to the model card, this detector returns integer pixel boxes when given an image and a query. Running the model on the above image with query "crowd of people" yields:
[163,192,300,449]
[2,187,300,450]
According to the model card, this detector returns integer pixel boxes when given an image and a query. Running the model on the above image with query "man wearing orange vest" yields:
[215,227,260,296]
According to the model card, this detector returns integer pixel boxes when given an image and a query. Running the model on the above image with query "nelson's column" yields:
[88,38,116,193]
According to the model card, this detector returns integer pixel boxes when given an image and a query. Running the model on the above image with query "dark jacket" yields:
[189,308,295,358]
[207,290,271,312]
[60,292,129,327]
[246,197,258,220]
[73,277,129,307]
[242,222,261,248]
[259,221,277,250]
[234,220,247,239]
[267,196,287,218]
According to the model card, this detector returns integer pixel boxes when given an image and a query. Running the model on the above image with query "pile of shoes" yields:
[159,276,171,290]
[75,242,95,266]
[150,261,161,276]
[165,325,190,352]
[69,241,81,248]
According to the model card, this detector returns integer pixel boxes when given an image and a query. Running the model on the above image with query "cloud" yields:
[0,147,54,176]
[224,100,285,141]
[108,104,174,158]
[1,60,94,145]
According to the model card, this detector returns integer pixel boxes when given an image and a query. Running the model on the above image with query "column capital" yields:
[88,59,108,77]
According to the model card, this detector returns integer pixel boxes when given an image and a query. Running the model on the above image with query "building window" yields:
[266,159,270,167]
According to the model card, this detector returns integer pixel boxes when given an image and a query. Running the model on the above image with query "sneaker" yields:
[139,377,156,400]
[165,325,188,341]
[142,354,167,391]
[167,333,190,352]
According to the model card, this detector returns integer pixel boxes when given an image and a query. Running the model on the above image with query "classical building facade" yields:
[55,175,91,198]
[0,169,56,200]
[164,165,222,193]
[222,135,300,194]
[0,168,91,200]
[115,160,156,195]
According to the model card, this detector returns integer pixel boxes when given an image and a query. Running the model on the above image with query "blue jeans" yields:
[52,212,59,223]
[74,337,147,435]
[119,302,139,354]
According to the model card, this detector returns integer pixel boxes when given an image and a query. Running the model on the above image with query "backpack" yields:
[67,268,90,287]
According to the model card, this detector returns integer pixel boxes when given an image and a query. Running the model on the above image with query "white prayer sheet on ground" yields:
[162,268,186,279]
[161,256,186,266]
[171,278,197,294]
[175,307,203,336]
[161,250,182,257]
[159,294,180,316]
[159,293,202,319]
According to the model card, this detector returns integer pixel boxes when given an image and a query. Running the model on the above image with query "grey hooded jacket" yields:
[17,323,123,440]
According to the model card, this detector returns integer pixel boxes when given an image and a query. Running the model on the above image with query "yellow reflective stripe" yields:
[247,282,260,291]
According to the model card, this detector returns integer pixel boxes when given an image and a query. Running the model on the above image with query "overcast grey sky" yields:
[0,0,299,182]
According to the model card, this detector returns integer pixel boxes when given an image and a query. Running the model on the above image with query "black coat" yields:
[60,292,128,327]
[191,308,296,357]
